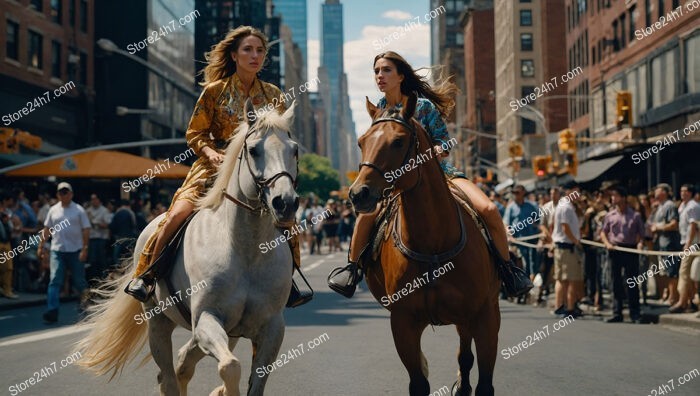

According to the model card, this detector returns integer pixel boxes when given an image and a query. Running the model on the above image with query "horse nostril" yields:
[272,196,285,212]
[350,185,370,204]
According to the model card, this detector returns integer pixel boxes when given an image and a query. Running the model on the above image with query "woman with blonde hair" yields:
[328,51,531,297]
[125,26,310,307]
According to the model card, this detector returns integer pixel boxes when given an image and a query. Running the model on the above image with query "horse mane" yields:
[197,106,293,210]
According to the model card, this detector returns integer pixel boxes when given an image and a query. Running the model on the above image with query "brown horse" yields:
[349,95,500,396]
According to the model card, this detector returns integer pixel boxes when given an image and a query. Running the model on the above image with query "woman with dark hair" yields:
[125,26,309,306]
[328,51,531,297]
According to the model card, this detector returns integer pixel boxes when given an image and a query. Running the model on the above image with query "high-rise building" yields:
[0,0,96,157]
[321,0,343,171]
[460,0,496,178]
[274,0,308,81]
[494,0,568,180]
[565,0,699,189]
[94,0,197,160]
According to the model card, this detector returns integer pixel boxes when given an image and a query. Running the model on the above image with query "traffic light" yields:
[563,152,578,176]
[616,91,632,128]
[508,141,523,159]
[533,155,551,178]
[558,129,576,153]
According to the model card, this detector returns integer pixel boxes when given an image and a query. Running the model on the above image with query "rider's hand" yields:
[203,146,225,167]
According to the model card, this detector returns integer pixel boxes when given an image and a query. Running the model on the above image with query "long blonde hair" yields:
[374,51,459,117]
[199,26,269,85]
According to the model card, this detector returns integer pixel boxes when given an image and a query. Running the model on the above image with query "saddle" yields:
[364,180,495,265]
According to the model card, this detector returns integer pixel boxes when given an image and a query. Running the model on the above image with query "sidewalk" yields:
[519,291,700,332]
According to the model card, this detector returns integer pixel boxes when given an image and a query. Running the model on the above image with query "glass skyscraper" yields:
[321,0,343,169]
[274,0,308,80]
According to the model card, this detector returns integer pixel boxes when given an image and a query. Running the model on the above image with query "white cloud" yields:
[344,23,430,138]
[381,10,413,21]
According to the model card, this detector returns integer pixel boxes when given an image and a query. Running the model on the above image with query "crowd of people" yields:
[2,179,698,325]
[496,181,700,322]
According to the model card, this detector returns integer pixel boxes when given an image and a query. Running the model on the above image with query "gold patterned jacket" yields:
[175,73,284,204]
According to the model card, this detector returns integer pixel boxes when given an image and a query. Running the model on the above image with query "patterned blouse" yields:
[377,97,466,178]
[174,73,284,204]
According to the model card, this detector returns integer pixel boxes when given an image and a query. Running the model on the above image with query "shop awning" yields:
[4,150,189,179]
[574,155,623,183]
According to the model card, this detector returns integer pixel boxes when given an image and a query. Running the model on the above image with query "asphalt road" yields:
[1,248,699,396]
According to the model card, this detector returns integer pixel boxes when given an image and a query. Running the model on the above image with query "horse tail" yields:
[74,254,148,380]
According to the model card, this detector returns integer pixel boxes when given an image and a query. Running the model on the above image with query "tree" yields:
[297,154,340,200]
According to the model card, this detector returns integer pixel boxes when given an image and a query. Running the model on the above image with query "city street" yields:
[1,251,699,396]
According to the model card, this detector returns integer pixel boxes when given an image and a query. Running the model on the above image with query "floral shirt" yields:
[377,97,465,178]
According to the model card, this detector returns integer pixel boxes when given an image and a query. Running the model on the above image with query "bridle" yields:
[358,115,422,199]
[223,127,298,214]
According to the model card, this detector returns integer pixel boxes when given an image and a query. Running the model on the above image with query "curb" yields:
[658,312,700,331]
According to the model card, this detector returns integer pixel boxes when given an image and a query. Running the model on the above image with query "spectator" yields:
[323,199,341,253]
[490,191,505,217]
[651,183,681,306]
[670,184,699,313]
[503,184,540,281]
[537,187,559,306]
[109,199,137,266]
[338,201,356,250]
[37,183,91,324]
[0,190,18,299]
[581,194,604,310]
[86,194,111,281]
[552,181,583,318]
[600,186,645,323]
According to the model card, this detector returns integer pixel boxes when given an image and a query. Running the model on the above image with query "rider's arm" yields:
[186,83,220,157]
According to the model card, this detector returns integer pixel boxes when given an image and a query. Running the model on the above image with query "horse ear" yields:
[282,100,297,124]
[245,98,256,126]
[366,96,381,120]
[401,93,417,121]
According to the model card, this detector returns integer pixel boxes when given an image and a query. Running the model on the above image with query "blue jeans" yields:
[88,238,108,280]
[517,245,539,277]
[47,251,87,311]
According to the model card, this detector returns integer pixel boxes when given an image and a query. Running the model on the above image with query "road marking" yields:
[0,325,89,348]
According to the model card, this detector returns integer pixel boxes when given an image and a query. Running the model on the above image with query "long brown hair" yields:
[373,51,459,117]
[199,26,269,85]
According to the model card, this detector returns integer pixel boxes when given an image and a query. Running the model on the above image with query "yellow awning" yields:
[5,150,190,179]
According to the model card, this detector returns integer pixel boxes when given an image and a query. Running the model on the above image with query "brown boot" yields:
[0,268,18,299]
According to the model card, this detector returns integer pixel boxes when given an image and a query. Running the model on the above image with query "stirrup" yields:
[497,252,533,297]
[286,263,314,308]
[124,277,155,302]
[328,252,365,298]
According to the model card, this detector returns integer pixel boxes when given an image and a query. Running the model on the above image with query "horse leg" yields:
[247,314,285,396]
[148,311,178,396]
[472,303,500,396]
[195,312,242,396]
[175,338,206,396]
[453,324,474,396]
[391,312,430,396]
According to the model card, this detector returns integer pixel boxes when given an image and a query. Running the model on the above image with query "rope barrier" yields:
[509,233,700,257]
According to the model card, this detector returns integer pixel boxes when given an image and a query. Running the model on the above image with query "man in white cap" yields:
[37,182,91,323]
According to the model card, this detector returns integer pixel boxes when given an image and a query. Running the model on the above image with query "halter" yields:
[223,125,298,214]
[359,115,421,199]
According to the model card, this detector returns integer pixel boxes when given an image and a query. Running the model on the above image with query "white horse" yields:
[76,100,300,396]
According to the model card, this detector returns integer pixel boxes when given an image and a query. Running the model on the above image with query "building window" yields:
[456,33,464,46]
[620,14,626,49]
[685,34,700,94]
[79,50,87,84]
[658,0,665,19]
[51,41,61,78]
[28,31,43,69]
[51,0,62,24]
[6,20,19,61]
[520,10,532,26]
[521,87,537,134]
[80,0,88,32]
[520,0,532,2]
[29,0,43,12]
[521,60,535,77]
[592,46,596,64]
[612,20,619,51]
[69,0,75,26]
[629,6,637,43]
[521,33,533,51]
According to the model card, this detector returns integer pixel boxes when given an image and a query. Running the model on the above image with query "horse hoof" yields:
[208,385,225,396]
[452,380,472,396]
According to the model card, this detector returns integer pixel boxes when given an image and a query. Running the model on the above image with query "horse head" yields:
[200,99,299,227]
[350,94,425,212]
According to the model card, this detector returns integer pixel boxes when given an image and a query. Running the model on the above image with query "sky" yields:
[303,0,433,137]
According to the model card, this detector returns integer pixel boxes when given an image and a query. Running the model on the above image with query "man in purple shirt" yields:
[600,186,645,323]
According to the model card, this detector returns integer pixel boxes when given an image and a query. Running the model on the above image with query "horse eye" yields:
[248,147,258,157]
[391,138,403,148]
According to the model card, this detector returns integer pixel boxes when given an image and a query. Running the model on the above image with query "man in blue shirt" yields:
[503,185,540,282]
